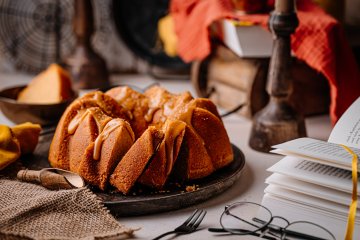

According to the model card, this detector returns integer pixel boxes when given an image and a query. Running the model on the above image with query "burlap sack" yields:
[0,179,136,240]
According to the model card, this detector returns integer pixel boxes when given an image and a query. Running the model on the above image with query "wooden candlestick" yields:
[275,0,294,13]
[64,0,109,90]
[249,0,306,152]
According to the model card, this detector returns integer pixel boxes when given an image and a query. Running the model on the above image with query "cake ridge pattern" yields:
[49,86,234,194]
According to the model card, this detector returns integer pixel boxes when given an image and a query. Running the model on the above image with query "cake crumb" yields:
[185,184,199,192]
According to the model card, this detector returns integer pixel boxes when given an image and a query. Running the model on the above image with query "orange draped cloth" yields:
[170,0,360,124]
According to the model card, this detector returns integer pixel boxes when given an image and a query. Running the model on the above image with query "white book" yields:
[267,156,360,194]
[271,97,360,171]
[220,19,273,58]
[261,194,360,240]
[264,185,360,220]
[261,97,360,239]
[271,138,360,171]
[265,173,358,207]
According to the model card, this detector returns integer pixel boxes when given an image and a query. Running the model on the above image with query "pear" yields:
[11,122,41,154]
[0,125,21,170]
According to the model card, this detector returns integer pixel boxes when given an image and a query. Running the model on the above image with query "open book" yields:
[271,97,360,171]
[261,97,360,239]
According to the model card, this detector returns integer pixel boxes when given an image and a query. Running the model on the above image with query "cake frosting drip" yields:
[163,120,186,176]
[93,118,134,160]
[68,108,111,135]
[93,92,102,101]
[144,107,160,123]
[49,86,234,194]
[68,110,88,134]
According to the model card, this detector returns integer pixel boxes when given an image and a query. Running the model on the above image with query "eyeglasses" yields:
[208,202,335,240]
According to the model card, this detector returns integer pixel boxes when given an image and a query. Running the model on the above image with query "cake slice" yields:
[110,126,164,194]
[191,108,233,169]
[192,98,221,119]
[67,106,135,190]
[144,86,193,124]
[68,107,110,173]
[138,119,186,189]
[106,86,150,138]
[182,125,215,179]
[78,118,135,190]
[18,64,73,104]
[49,91,128,170]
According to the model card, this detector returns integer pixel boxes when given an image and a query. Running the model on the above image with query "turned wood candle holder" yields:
[64,0,109,90]
[249,0,307,152]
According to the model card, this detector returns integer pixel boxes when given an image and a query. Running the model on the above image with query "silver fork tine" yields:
[187,209,202,226]
[152,209,206,239]
[183,209,199,226]
[193,210,206,229]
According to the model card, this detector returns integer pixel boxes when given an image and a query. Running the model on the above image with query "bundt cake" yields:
[49,86,234,194]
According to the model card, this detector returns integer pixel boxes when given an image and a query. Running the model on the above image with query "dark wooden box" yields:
[191,45,330,118]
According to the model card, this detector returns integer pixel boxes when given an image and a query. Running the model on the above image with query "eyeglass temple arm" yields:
[253,218,332,240]
[282,229,331,240]
[253,217,284,231]
[208,228,277,240]
[228,213,263,230]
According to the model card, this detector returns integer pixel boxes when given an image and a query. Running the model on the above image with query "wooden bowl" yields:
[0,85,77,126]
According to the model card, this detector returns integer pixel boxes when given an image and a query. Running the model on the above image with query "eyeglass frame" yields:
[211,201,336,240]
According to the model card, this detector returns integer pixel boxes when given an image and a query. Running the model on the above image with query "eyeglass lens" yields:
[220,202,335,240]
[282,221,335,240]
[220,202,272,235]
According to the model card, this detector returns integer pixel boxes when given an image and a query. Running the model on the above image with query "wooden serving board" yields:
[3,131,245,217]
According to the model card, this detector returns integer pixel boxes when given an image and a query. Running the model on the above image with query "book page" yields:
[267,156,360,194]
[328,97,360,148]
[272,138,360,170]
[272,148,352,171]
[265,173,357,207]
[264,185,353,217]
[261,194,360,240]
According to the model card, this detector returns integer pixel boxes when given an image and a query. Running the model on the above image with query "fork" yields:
[152,209,207,240]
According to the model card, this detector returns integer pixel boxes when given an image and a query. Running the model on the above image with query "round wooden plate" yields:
[20,134,245,216]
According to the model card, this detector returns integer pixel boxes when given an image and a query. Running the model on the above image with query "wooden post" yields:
[64,0,109,90]
[249,0,306,152]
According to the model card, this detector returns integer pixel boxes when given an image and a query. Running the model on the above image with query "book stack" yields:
[220,19,273,58]
[261,98,360,239]
[192,19,330,118]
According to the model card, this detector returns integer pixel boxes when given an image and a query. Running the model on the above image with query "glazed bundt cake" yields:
[49,86,233,194]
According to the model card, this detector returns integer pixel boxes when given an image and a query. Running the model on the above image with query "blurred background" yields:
[0,0,358,76]
[0,0,187,75]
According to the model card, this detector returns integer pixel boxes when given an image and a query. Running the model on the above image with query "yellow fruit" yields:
[158,15,178,57]
[0,125,21,170]
[11,122,41,154]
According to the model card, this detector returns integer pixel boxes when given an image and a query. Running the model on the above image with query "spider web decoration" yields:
[0,0,111,73]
